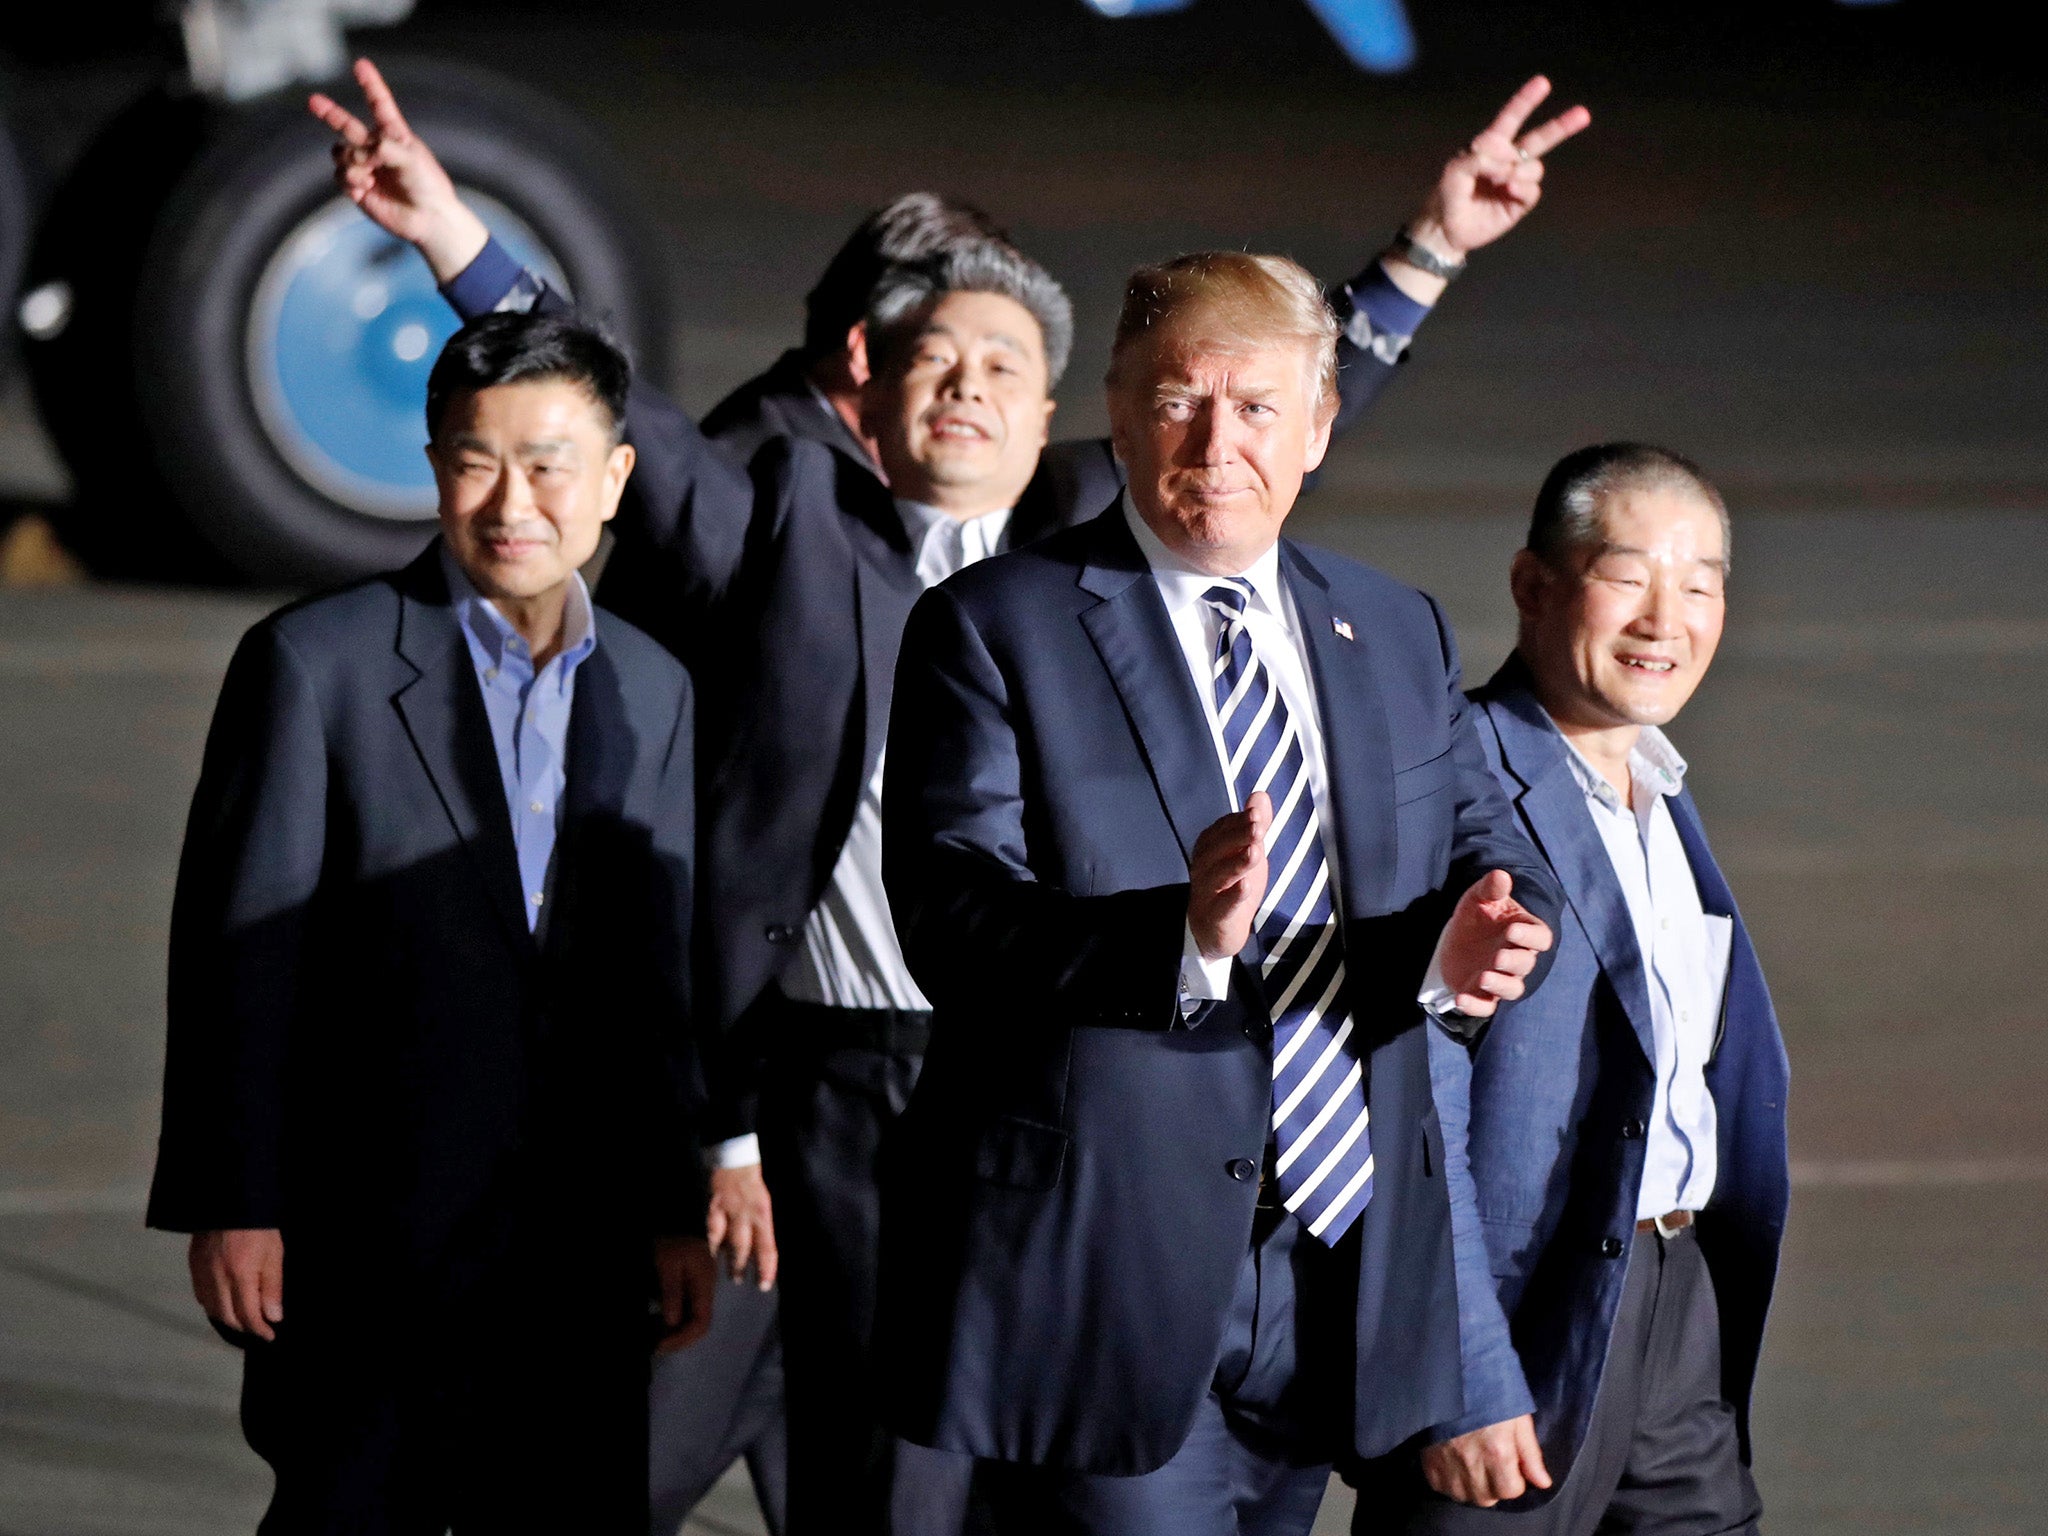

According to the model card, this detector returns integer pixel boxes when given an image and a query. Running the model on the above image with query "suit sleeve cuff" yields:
[439,235,545,321]
[702,1133,761,1170]
[1338,263,1431,363]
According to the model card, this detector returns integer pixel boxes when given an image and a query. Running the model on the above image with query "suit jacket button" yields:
[1227,1159,1258,1183]
[1600,1236,1625,1259]
[764,923,795,944]
[1621,1118,1646,1140]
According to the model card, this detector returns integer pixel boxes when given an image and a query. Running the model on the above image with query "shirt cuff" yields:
[439,235,544,321]
[1416,925,1459,1017]
[702,1134,762,1171]
[1181,922,1235,1004]
[1339,262,1431,365]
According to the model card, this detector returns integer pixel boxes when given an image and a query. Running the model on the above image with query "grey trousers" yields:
[648,1277,787,1536]
[1367,1226,1761,1536]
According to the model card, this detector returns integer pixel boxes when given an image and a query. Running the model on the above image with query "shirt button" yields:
[1227,1159,1258,1183]
[529,800,545,814]
[530,892,545,908]
[1659,918,1670,931]
[1680,1009,1691,1024]
[484,667,498,682]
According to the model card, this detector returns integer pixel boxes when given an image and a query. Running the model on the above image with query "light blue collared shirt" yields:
[440,546,598,932]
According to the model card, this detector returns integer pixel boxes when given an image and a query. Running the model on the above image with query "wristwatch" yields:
[1386,228,1467,282]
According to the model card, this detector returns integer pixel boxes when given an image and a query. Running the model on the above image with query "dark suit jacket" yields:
[1429,658,1790,1489]
[147,546,701,1327]
[875,507,1563,1473]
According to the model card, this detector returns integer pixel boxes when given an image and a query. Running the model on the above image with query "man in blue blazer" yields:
[1381,444,1790,1535]
[879,251,1563,1536]
[147,313,715,1533]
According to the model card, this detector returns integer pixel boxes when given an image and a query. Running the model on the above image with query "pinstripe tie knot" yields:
[1202,580,1253,621]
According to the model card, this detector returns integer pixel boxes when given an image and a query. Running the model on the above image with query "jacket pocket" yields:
[974,1116,1069,1190]
[1393,743,1456,805]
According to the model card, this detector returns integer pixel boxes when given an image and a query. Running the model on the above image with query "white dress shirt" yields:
[1120,499,1340,1003]
[1557,724,1732,1219]
[705,501,1014,1169]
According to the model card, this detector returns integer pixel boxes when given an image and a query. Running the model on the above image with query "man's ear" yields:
[1037,395,1057,447]
[1303,406,1335,475]
[599,442,637,523]
[1509,549,1553,623]
[844,322,871,388]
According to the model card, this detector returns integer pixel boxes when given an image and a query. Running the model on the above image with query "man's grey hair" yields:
[1527,442,1732,571]
[864,239,1075,391]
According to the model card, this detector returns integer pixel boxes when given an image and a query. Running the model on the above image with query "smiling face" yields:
[862,289,1056,517]
[429,378,634,605]
[1512,485,1729,741]
[1108,334,1334,575]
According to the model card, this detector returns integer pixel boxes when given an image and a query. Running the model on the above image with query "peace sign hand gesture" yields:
[1408,75,1591,265]
[307,58,491,283]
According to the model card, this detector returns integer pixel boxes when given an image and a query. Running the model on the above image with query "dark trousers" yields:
[984,1206,1354,1536]
[648,1277,788,1535]
[1369,1226,1761,1536]
[240,1275,650,1534]
[757,997,982,1536]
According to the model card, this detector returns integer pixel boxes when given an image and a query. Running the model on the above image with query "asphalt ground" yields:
[2,2,2043,1532]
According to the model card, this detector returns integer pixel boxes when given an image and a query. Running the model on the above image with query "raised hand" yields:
[307,58,490,283]
[1422,1413,1553,1507]
[1407,75,1591,264]
[1438,869,1554,1018]
[1188,792,1273,962]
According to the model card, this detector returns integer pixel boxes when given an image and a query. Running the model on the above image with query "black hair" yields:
[865,239,1075,390]
[425,310,630,445]
[1527,442,1731,570]
[802,192,1008,359]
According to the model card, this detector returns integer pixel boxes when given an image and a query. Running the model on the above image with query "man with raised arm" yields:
[307,64,1588,1536]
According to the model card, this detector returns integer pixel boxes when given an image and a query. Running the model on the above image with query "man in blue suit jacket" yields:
[1381,444,1790,1535]
[148,313,715,1533]
[880,251,1563,1536]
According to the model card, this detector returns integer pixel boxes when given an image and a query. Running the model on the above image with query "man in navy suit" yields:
[148,312,716,1533]
[879,251,1565,1536]
[1380,444,1790,1534]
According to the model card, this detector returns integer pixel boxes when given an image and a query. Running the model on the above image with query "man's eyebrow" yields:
[1591,542,1730,573]
[515,438,578,456]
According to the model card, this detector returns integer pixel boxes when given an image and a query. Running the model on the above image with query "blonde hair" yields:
[1106,251,1340,419]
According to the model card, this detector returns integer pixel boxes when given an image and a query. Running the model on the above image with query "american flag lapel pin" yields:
[1332,617,1355,641]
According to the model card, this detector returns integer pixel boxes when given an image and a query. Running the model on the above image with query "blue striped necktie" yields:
[1203,579,1374,1243]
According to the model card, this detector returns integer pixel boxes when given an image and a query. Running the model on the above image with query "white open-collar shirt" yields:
[1556,723,1732,1218]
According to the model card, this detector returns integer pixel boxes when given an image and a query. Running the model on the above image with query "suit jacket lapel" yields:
[1281,542,1398,920]
[1482,668,1657,1066]
[391,551,534,955]
[1076,512,1232,863]
[843,473,924,788]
